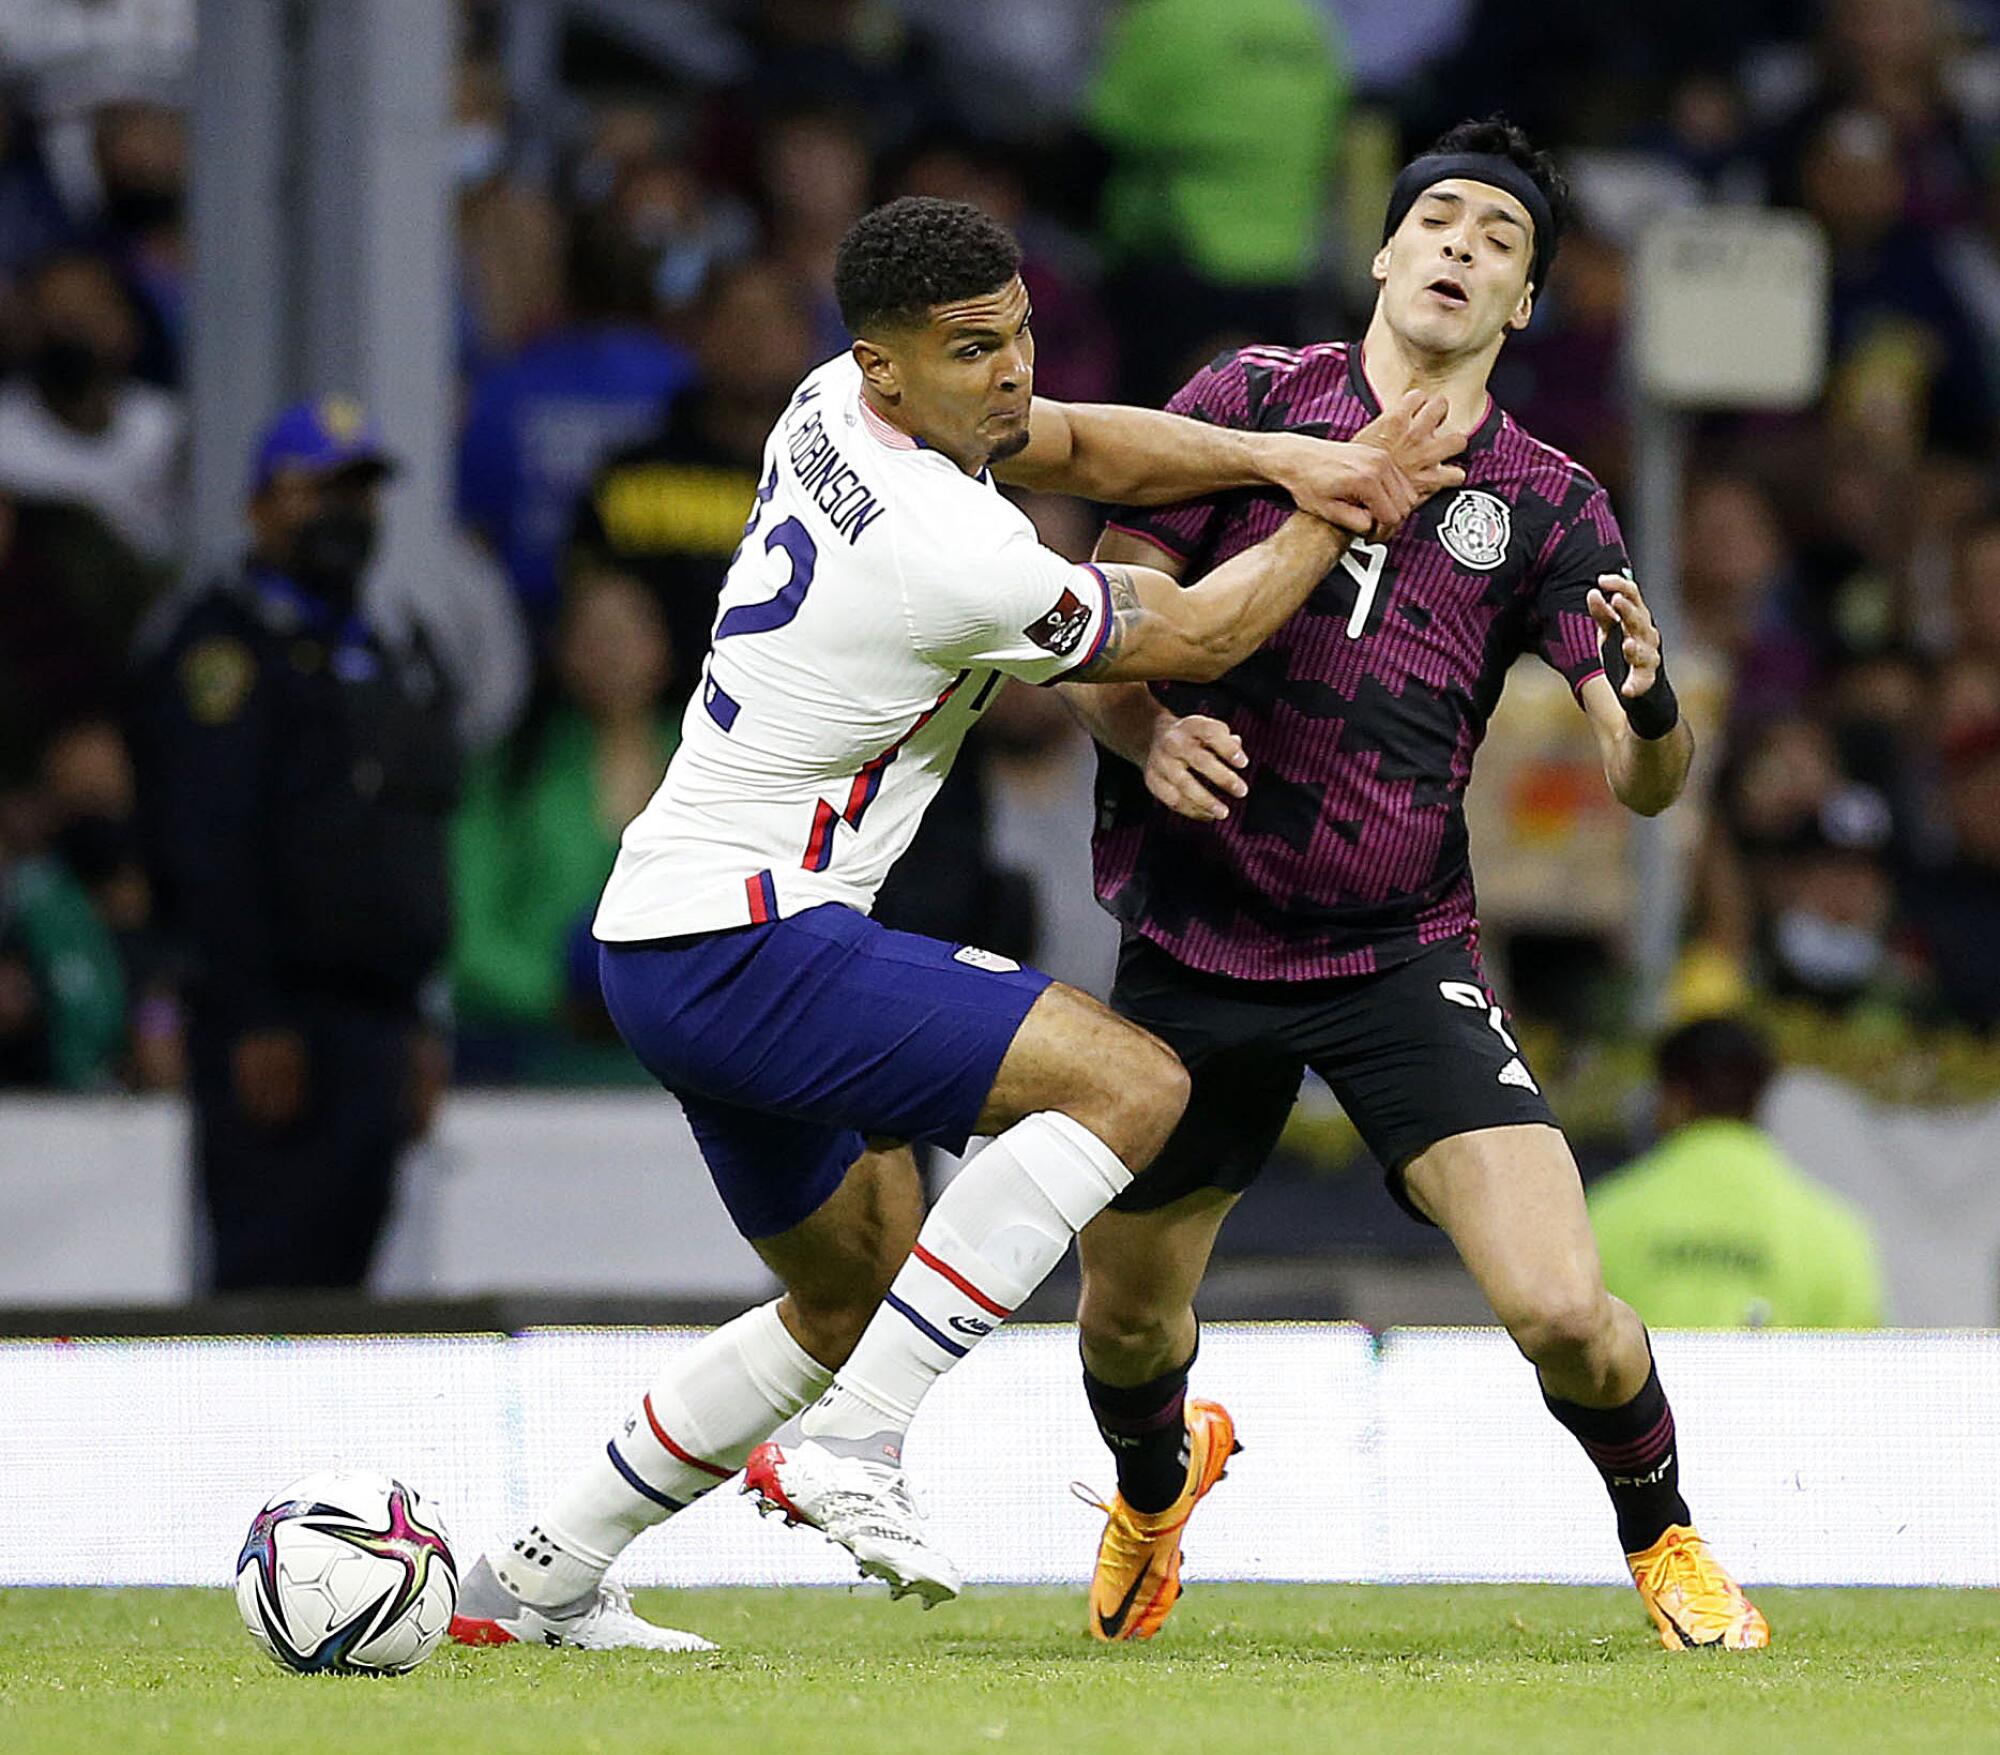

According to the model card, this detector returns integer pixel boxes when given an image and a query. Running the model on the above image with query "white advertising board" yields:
[3,1326,1990,1589]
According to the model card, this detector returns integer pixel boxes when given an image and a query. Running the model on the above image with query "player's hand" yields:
[1588,574,1662,698]
[1145,713,1249,821]
[1352,390,1466,532]
[232,1028,308,1129]
[1267,433,1420,537]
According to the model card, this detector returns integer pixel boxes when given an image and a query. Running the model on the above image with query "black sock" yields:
[1543,1356,1692,1554]
[1083,1340,1197,1516]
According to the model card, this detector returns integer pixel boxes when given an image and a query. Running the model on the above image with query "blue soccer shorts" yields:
[598,903,1053,1239]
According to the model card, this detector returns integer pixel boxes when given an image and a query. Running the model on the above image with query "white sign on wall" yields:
[4,1326,1991,1590]
[1634,209,1829,410]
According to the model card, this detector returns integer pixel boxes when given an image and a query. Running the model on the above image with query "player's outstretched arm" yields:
[994,395,1455,536]
[1058,673,1167,768]
[1070,523,1341,685]
[1580,573,1694,816]
[1060,532,1251,822]
[1064,684,1249,823]
[1068,393,1460,686]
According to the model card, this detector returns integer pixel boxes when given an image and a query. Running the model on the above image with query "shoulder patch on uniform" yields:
[178,636,256,725]
[1023,587,1091,658]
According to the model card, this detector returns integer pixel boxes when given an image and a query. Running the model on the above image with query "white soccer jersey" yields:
[594,354,1113,943]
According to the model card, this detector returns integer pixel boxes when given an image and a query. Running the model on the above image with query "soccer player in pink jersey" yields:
[1065,118,1767,1652]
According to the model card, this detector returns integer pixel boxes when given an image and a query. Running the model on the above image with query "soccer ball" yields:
[234,1470,458,1674]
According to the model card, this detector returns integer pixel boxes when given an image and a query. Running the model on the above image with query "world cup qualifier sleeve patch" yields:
[1023,586,1091,657]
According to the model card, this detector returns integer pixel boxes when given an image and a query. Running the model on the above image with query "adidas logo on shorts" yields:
[1497,1057,1539,1093]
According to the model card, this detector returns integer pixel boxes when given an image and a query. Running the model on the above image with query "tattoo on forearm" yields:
[1075,565,1143,678]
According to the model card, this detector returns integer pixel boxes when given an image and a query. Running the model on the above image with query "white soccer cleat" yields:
[742,1439,963,1607]
[448,1556,718,1653]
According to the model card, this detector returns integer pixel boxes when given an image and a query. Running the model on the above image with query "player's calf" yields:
[756,1008,1192,1598]
[800,990,1189,1463]
[799,1107,1135,1456]
[776,1287,880,1369]
[1076,1295,1206,1558]
[752,1142,927,1368]
[1081,1330,1203,1517]
[752,1107,1141,1601]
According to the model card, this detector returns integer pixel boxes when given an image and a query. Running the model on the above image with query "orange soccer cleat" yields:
[1626,1524,1771,1650]
[1077,1398,1238,1643]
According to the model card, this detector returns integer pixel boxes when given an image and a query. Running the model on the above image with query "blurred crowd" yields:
[3,0,2000,1103]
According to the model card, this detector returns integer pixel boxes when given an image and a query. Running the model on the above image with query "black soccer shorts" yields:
[1106,929,1558,1223]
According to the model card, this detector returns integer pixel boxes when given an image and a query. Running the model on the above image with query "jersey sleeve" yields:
[904,520,1115,685]
[1529,480,1631,697]
[1099,350,1256,565]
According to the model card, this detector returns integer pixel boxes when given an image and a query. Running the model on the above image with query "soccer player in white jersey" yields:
[449,197,1463,1651]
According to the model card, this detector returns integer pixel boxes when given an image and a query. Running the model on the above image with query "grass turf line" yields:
[4,1584,1996,1755]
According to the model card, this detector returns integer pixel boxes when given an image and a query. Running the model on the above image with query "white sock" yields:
[497,1299,830,1607]
[800,1111,1130,1456]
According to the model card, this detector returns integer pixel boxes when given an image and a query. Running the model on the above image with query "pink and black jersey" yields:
[1092,340,1626,982]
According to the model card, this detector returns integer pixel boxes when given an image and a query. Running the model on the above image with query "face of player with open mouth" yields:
[866,274,1037,474]
[1373,178,1537,365]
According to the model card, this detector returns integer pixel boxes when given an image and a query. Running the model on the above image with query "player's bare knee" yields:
[1060,1028,1189,1170]
[1115,1035,1191,1166]
[1077,1285,1182,1374]
[1507,1287,1615,1372]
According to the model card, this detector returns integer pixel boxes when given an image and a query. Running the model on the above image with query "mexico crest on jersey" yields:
[1437,489,1511,571]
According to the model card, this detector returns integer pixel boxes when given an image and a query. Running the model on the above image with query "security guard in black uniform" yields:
[133,398,459,1291]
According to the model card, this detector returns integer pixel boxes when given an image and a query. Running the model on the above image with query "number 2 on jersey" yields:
[716,466,820,641]
[1338,538,1391,640]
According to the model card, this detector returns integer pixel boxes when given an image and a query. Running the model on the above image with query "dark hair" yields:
[1421,114,1572,256]
[1656,1016,1776,1121]
[564,211,657,324]
[833,196,1021,336]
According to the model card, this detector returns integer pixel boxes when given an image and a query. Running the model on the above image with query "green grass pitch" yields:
[5,1584,1996,1754]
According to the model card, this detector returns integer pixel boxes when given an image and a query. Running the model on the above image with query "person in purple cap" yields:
[130,396,460,1291]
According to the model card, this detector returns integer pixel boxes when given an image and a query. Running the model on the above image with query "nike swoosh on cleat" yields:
[1097,1568,1150,1640]
[1658,1605,1721,1651]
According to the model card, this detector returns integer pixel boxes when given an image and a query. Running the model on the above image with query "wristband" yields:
[1600,623,1680,740]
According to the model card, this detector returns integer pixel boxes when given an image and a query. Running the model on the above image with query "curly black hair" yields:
[833,196,1023,336]
[1423,115,1572,247]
